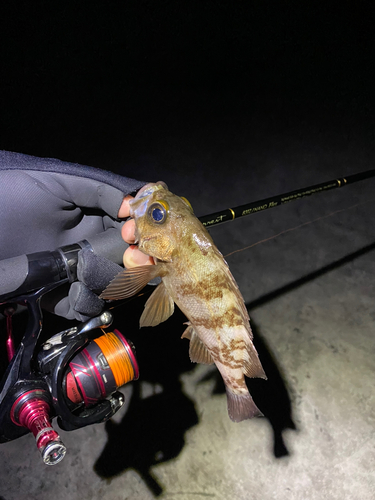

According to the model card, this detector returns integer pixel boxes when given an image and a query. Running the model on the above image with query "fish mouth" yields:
[141,235,156,243]
[134,227,140,245]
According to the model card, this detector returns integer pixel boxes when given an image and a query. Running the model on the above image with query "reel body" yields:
[0,289,139,465]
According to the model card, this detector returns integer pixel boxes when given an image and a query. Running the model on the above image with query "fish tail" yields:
[226,389,263,422]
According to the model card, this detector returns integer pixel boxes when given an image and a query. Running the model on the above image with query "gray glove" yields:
[0,150,147,320]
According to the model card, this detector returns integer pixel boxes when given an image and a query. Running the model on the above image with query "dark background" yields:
[1,1,375,196]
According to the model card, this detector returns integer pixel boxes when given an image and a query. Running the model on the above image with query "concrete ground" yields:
[1,115,375,500]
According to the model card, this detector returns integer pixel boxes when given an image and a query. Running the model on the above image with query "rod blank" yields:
[198,169,375,228]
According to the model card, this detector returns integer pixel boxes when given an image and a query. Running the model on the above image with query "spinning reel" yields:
[0,245,139,465]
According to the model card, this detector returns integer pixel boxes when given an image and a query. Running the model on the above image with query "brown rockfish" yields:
[100,183,266,422]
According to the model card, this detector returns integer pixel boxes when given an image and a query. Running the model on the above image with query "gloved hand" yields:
[0,150,151,320]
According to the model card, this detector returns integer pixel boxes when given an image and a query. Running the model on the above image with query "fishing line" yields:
[95,330,138,387]
[65,329,139,408]
[224,197,375,259]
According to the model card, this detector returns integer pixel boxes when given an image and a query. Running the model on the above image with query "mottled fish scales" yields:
[101,183,266,422]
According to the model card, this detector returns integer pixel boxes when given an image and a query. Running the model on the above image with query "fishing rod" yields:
[198,169,375,228]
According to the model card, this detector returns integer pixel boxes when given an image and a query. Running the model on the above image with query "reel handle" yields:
[10,389,66,465]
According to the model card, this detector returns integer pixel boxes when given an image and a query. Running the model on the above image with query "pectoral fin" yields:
[182,323,214,365]
[140,282,175,327]
[99,265,162,300]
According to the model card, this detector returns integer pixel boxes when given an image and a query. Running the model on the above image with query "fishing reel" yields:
[0,286,139,466]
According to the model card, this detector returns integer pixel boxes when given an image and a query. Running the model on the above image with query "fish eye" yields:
[148,201,169,224]
[180,196,194,213]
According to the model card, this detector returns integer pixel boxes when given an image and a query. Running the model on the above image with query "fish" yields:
[100,183,267,422]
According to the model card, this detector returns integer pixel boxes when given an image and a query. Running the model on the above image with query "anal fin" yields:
[243,342,267,380]
[181,324,214,365]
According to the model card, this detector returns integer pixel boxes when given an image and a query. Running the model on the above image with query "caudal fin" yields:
[226,389,263,422]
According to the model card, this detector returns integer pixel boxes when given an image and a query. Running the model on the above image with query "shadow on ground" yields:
[4,243,372,496]
[94,382,197,495]
[199,320,296,459]
[96,240,375,495]
[94,302,198,496]
[93,292,295,496]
